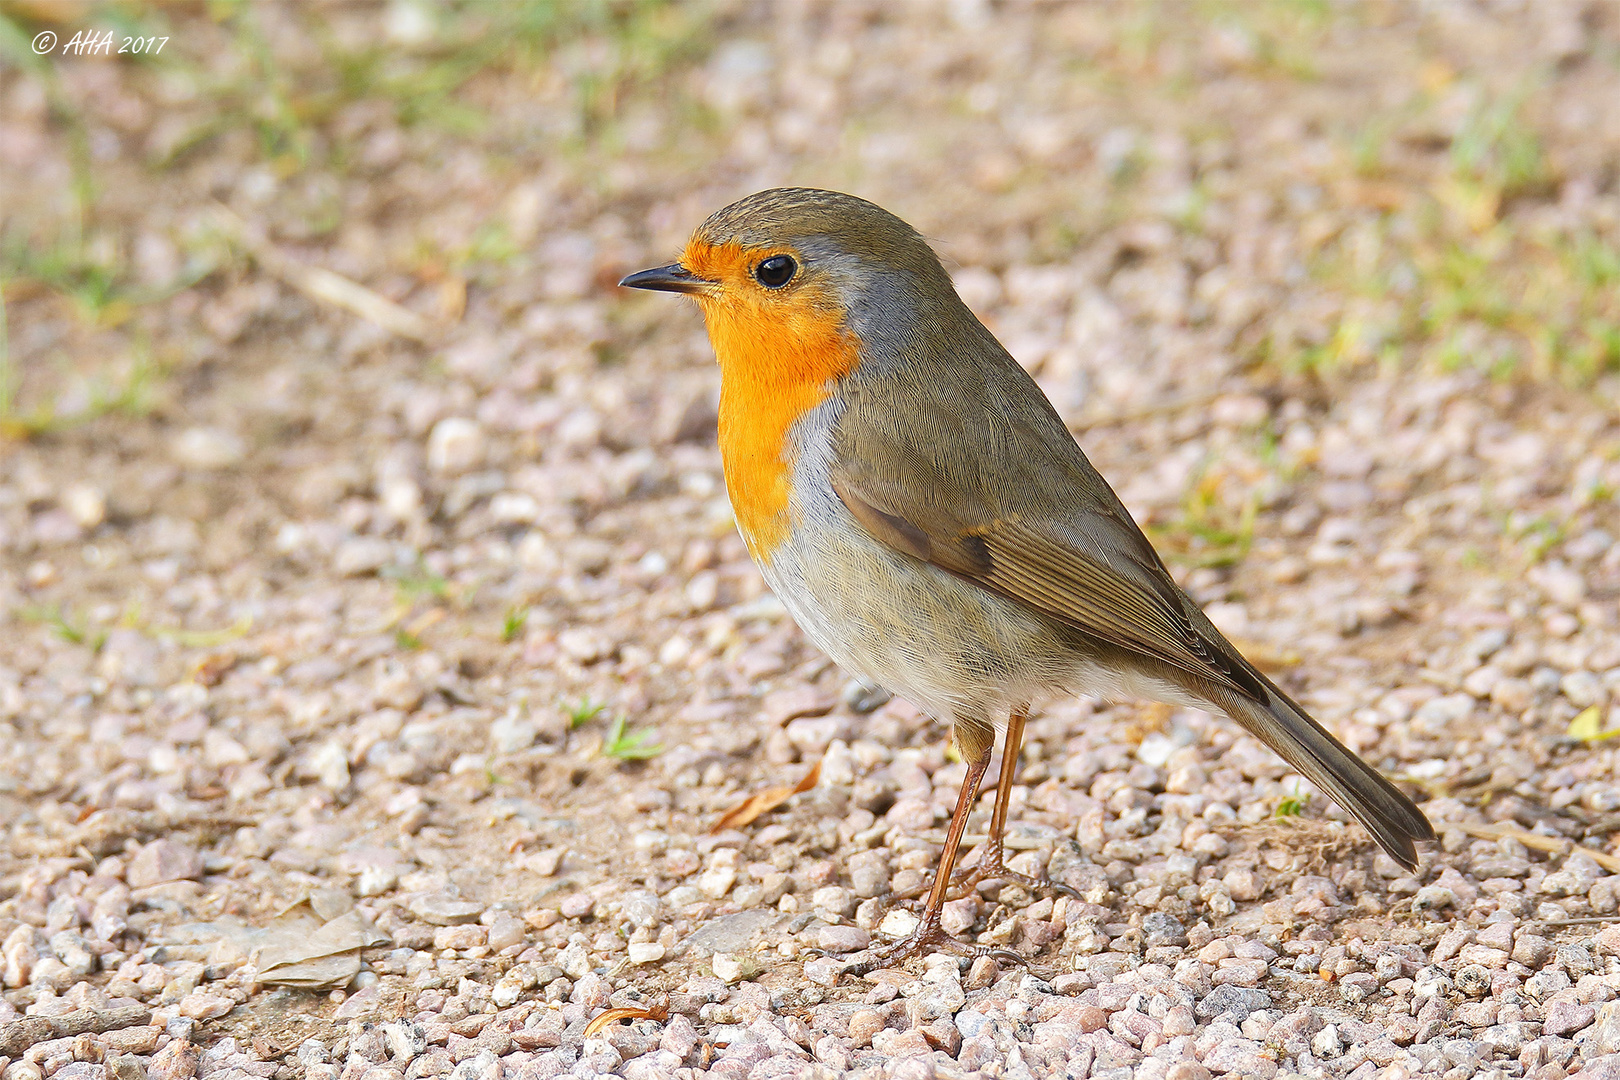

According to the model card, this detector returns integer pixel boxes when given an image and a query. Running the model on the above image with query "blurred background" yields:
[3,0,1620,1054]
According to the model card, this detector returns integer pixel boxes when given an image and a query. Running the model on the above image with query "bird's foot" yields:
[812,913,1025,980]
[860,851,1081,922]
[858,885,928,919]
[953,852,1081,903]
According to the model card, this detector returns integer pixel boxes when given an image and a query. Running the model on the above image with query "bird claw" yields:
[806,911,1030,980]
[860,888,927,920]
[954,858,1080,903]
[862,859,1078,933]
[837,924,1027,979]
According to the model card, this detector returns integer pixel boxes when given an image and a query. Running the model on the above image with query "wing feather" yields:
[829,378,1262,702]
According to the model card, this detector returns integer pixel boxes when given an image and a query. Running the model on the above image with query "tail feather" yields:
[1210,675,1434,869]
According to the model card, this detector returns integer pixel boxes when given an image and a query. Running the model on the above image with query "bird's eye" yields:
[754,255,797,289]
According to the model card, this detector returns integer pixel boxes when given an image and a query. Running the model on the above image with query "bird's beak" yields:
[618,263,715,296]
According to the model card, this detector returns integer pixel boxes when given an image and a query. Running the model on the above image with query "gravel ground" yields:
[5,3,1620,1079]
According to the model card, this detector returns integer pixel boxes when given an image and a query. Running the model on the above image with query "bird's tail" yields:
[1209,671,1434,870]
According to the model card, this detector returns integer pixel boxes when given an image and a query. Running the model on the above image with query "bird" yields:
[621,188,1433,973]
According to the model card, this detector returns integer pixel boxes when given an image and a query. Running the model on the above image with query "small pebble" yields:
[627,942,666,963]
[409,896,485,926]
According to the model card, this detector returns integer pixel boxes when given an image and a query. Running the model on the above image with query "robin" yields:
[621,188,1432,972]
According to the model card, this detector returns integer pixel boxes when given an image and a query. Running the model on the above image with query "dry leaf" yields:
[254,891,388,989]
[583,1002,668,1039]
[158,889,387,991]
[709,759,822,834]
[1566,705,1620,743]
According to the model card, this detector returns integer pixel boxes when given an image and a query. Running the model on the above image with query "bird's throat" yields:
[698,295,859,562]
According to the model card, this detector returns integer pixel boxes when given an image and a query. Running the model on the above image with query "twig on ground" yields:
[1540,915,1620,927]
[0,1005,152,1056]
[1453,820,1620,873]
[210,203,433,342]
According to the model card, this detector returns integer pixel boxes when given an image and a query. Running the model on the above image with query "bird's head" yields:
[620,188,959,379]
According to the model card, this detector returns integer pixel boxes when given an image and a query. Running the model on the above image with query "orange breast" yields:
[685,242,859,561]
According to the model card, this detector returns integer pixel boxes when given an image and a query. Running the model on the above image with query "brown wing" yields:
[829,364,1265,703]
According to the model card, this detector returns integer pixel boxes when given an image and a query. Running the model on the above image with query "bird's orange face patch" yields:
[679,239,858,560]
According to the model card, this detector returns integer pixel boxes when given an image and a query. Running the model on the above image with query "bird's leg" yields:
[835,747,1021,977]
[861,711,1070,911]
[952,708,1079,901]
